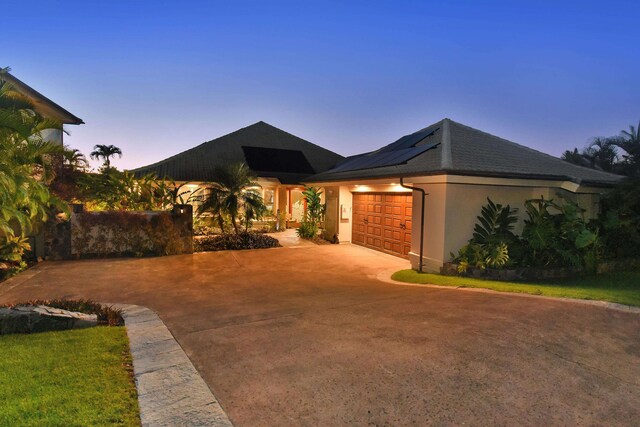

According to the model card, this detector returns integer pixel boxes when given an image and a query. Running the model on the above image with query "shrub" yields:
[1,299,124,326]
[194,232,280,252]
[297,221,319,239]
[520,198,597,269]
[596,178,640,259]
[296,187,325,239]
[451,198,519,271]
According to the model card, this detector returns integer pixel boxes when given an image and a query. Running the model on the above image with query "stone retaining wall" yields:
[45,205,193,260]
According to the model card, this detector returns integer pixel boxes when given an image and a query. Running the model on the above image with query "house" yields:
[305,118,623,272]
[0,70,84,144]
[131,121,344,223]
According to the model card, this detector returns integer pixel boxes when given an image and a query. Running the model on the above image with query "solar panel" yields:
[376,127,439,153]
[329,141,440,173]
[241,146,315,174]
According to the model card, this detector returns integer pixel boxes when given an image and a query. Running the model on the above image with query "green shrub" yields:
[297,221,319,239]
[194,232,280,252]
[452,198,518,271]
[520,198,597,269]
[596,178,640,259]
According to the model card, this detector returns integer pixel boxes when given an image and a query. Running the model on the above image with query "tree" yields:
[197,163,266,234]
[63,146,89,172]
[90,144,122,169]
[0,68,67,274]
[608,121,640,176]
[561,148,590,167]
[583,137,619,172]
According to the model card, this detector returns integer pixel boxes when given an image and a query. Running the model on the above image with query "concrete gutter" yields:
[111,304,233,426]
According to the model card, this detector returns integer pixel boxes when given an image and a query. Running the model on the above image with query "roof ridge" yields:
[440,118,452,170]
[255,121,346,159]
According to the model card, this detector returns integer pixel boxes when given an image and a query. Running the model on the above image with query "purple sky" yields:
[5,0,639,170]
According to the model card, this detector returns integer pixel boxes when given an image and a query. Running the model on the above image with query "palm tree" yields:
[63,146,88,171]
[608,121,640,176]
[583,137,618,172]
[90,144,122,169]
[561,148,590,167]
[0,68,67,248]
[197,163,265,234]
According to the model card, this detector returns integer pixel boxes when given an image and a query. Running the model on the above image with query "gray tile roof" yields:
[307,118,624,186]
[131,121,344,184]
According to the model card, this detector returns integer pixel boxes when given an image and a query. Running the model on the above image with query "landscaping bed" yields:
[392,269,640,307]
[0,326,140,426]
[194,231,280,252]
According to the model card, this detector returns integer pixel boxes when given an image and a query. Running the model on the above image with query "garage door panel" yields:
[352,192,413,258]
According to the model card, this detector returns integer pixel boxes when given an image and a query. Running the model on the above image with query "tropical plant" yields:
[520,197,598,269]
[197,163,266,234]
[0,67,69,273]
[297,220,319,239]
[90,144,122,169]
[608,121,640,176]
[78,169,161,210]
[596,178,640,259]
[296,186,325,239]
[452,198,519,271]
[562,120,640,176]
[62,146,89,172]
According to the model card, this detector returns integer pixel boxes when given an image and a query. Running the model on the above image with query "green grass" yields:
[391,269,640,307]
[0,327,140,426]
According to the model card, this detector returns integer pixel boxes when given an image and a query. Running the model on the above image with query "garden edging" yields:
[110,303,233,426]
[376,270,640,315]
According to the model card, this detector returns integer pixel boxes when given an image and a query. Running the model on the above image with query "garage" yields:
[352,192,412,258]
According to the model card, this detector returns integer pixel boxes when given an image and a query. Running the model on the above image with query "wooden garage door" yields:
[352,192,412,258]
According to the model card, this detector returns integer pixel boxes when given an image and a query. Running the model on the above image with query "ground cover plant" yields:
[0,326,140,426]
[392,269,640,307]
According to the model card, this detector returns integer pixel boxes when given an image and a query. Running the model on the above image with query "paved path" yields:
[1,244,639,426]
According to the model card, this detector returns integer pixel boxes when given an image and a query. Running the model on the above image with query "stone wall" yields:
[45,205,193,259]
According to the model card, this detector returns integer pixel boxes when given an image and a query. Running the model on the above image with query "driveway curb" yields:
[111,304,233,426]
[378,271,640,315]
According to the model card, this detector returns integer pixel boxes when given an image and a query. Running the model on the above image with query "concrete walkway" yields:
[267,228,317,247]
[1,244,639,426]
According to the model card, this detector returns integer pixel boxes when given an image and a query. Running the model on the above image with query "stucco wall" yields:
[408,183,447,272]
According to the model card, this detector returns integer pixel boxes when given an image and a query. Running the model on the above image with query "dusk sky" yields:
[5,1,639,170]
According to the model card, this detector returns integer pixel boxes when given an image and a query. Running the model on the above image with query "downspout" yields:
[400,177,427,273]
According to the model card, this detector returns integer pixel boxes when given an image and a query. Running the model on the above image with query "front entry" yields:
[352,192,412,258]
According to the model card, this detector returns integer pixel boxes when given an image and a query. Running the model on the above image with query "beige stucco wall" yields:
[309,175,610,272]
[411,179,606,272]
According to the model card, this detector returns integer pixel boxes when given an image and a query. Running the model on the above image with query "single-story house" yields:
[305,118,623,272]
[0,71,84,144]
[131,121,344,223]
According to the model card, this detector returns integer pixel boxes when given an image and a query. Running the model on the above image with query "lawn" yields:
[0,327,140,426]
[391,269,640,307]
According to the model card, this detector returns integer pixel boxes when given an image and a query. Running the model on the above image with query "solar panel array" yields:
[376,127,439,153]
[330,141,439,173]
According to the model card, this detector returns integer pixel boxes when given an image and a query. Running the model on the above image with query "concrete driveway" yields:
[1,244,639,426]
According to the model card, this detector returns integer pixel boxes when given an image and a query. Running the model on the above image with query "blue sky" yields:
[5,0,639,169]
